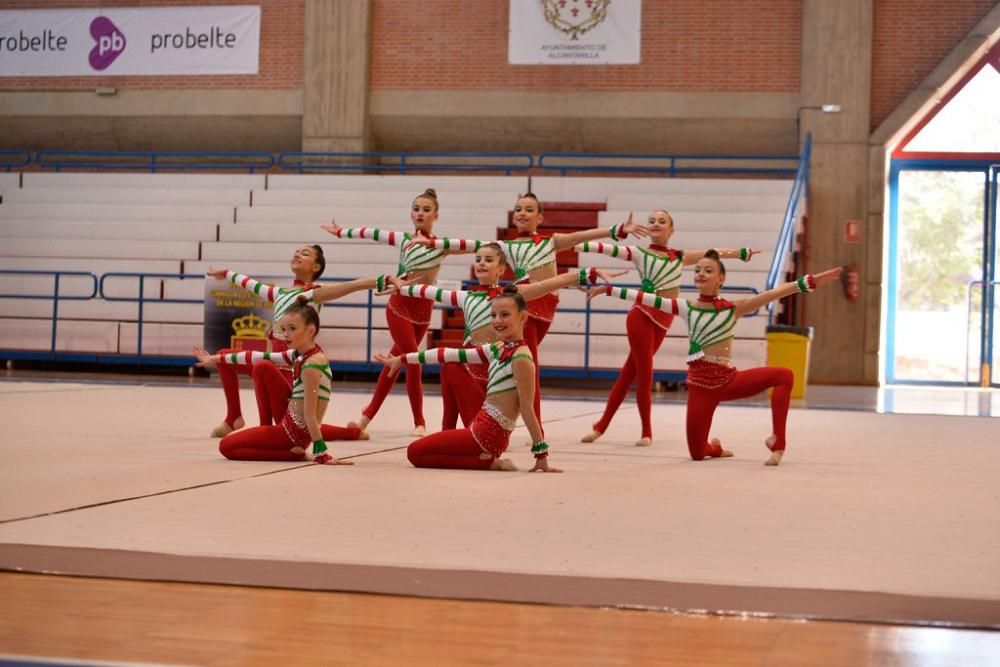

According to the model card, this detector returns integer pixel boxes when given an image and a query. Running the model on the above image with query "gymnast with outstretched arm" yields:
[590,250,842,465]
[204,244,326,437]
[372,240,623,430]
[193,276,391,464]
[575,210,758,447]
[405,192,647,424]
[375,287,561,472]
[321,188,459,437]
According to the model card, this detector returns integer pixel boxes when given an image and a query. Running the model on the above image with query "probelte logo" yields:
[89,17,126,70]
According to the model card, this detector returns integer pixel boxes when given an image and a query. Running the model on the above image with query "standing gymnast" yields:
[321,188,449,436]
[194,299,367,465]
[378,241,622,429]
[375,287,560,472]
[590,250,842,465]
[576,210,757,447]
[204,245,325,437]
[405,193,647,423]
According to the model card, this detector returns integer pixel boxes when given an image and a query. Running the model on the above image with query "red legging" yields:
[252,360,293,426]
[219,422,363,461]
[440,362,487,430]
[685,366,794,461]
[216,348,252,428]
[522,317,550,426]
[592,308,670,439]
[407,429,494,470]
[363,308,429,427]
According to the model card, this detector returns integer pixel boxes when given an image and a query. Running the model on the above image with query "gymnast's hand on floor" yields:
[374,353,403,377]
[529,457,563,473]
[192,346,219,369]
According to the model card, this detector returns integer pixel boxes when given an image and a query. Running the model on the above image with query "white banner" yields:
[0,6,260,76]
[508,0,641,65]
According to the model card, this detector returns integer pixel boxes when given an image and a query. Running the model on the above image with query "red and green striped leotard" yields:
[602,287,738,362]
[225,271,319,344]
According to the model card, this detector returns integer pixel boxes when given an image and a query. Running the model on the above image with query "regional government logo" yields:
[541,0,611,41]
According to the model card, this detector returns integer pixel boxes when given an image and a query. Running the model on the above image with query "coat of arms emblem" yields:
[541,0,611,40]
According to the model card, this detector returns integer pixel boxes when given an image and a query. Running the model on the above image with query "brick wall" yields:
[871,0,996,131]
[370,0,802,92]
[0,0,303,91]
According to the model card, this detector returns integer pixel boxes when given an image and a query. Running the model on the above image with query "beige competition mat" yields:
[1,378,999,628]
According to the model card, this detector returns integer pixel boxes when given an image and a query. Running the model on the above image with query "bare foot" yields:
[581,429,602,443]
[355,430,370,441]
[764,436,783,466]
[347,415,370,435]
[210,416,244,438]
[411,425,426,437]
[711,438,734,458]
[635,437,652,447]
[490,457,518,471]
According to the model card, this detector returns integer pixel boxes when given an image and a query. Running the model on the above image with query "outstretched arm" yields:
[302,276,393,305]
[207,269,279,302]
[383,283,466,307]
[733,267,843,317]
[516,267,626,301]
[194,346,296,369]
[682,247,758,265]
[321,219,407,247]
[587,285,685,316]
[374,344,490,377]
[553,212,648,251]
[403,235,483,255]
[573,241,636,262]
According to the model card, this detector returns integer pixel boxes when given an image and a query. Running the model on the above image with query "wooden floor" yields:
[1,573,998,666]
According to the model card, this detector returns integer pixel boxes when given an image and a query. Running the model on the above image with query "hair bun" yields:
[296,294,310,306]
[423,188,437,199]
[501,284,519,294]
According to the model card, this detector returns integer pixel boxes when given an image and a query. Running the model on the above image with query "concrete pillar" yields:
[302,0,372,153]
[799,0,875,384]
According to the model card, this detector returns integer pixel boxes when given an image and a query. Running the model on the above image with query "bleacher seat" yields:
[0,172,794,373]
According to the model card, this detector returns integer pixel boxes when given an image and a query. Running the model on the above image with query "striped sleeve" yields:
[226,271,278,302]
[403,284,464,307]
[219,349,296,367]
[428,238,483,251]
[574,242,634,262]
[402,346,485,366]
[604,286,684,316]
[333,227,402,247]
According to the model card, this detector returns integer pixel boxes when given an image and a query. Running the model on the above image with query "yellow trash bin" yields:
[766,325,813,399]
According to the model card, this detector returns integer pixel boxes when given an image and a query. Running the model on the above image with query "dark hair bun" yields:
[422,188,437,199]
[296,294,310,306]
[502,284,519,295]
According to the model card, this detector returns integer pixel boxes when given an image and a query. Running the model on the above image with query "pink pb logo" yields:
[89,17,126,70]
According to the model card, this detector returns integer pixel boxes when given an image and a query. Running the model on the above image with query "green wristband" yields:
[312,439,328,455]
[739,247,750,262]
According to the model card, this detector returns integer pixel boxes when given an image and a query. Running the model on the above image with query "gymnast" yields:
[375,287,561,472]
[405,192,647,423]
[576,210,757,447]
[378,240,622,429]
[194,286,379,464]
[591,250,842,465]
[204,245,325,437]
[321,188,451,437]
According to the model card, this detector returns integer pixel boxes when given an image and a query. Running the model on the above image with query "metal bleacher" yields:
[0,169,803,378]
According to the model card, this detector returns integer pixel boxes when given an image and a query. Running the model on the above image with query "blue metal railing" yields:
[538,152,799,177]
[276,151,534,175]
[2,271,760,376]
[1,150,30,172]
[35,150,274,173]
[765,133,812,322]
[0,270,99,357]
